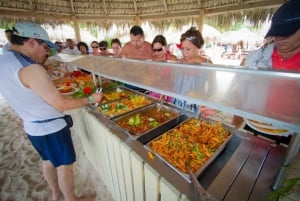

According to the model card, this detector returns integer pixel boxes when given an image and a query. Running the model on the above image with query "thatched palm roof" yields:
[0,0,285,31]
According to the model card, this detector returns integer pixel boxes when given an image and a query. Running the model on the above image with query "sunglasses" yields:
[180,36,196,41]
[100,47,107,51]
[92,46,98,49]
[35,39,50,51]
[152,47,163,52]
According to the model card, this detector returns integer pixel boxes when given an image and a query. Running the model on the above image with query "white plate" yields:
[60,87,79,95]
[245,119,290,136]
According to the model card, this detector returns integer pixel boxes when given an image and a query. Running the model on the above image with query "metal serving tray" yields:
[112,103,181,143]
[101,85,137,104]
[96,94,154,119]
[144,117,233,183]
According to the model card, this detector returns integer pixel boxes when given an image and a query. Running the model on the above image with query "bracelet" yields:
[88,95,94,105]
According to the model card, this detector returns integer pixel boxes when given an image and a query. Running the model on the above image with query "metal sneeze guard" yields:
[57,54,300,133]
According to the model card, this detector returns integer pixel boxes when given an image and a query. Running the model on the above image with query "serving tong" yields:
[196,109,204,126]
[94,87,102,108]
[157,94,165,112]
[185,161,216,201]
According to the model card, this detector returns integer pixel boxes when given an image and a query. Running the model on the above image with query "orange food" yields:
[148,152,155,160]
[149,118,230,174]
[59,87,73,93]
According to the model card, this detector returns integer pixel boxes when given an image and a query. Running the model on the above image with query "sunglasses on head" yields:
[100,47,107,51]
[152,47,163,52]
[92,46,98,49]
[181,36,195,41]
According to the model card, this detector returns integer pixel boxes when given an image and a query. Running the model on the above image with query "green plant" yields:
[268,177,300,201]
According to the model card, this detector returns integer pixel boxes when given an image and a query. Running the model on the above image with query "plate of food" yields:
[245,119,290,136]
[59,87,79,96]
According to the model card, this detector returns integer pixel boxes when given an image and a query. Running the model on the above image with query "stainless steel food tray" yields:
[96,94,154,119]
[101,85,138,103]
[144,118,233,183]
[112,103,181,143]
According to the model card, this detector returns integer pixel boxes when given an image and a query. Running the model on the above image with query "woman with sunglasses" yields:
[149,35,177,101]
[90,41,100,56]
[151,35,177,62]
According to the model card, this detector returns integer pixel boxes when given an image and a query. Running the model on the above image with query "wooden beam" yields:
[198,9,205,33]
[0,0,284,23]
[134,15,141,25]
[205,0,284,16]
[103,0,107,15]
[0,9,72,20]
[72,15,81,42]
[133,0,137,13]
[198,0,201,7]
[28,0,32,9]
[163,0,168,13]
[70,0,75,14]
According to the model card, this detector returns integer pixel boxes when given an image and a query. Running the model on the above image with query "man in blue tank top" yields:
[0,21,102,201]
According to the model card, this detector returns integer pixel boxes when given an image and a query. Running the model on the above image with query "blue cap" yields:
[265,0,300,37]
[12,21,58,50]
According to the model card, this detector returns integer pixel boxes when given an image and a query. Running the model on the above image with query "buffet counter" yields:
[67,105,288,201]
[68,107,198,201]
[52,54,300,201]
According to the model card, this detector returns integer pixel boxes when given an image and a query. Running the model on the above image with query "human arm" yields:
[19,64,102,112]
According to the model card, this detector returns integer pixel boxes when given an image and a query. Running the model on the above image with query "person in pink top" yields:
[151,35,177,62]
[149,35,177,102]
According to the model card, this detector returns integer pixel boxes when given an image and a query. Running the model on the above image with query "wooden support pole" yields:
[72,15,81,42]
[134,15,141,26]
[198,9,205,33]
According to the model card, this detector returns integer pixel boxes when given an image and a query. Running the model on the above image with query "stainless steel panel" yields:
[53,54,300,133]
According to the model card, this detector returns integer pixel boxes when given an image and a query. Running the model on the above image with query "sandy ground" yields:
[0,95,114,201]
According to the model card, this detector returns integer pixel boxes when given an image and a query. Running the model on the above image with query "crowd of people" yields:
[48,25,212,63]
[0,0,299,201]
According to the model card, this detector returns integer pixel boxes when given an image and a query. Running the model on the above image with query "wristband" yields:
[88,95,94,105]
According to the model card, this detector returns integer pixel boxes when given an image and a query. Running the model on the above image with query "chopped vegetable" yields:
[149,118,230,174]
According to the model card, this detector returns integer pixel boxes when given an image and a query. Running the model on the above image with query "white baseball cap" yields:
[12,21,58,50]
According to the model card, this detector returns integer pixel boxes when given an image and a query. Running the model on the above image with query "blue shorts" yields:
[27,126,76,167]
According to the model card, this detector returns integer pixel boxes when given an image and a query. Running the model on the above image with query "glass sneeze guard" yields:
[53,54,300,133]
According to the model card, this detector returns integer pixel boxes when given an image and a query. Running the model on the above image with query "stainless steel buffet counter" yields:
[68,106,287,201]
[54,54,300,201]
